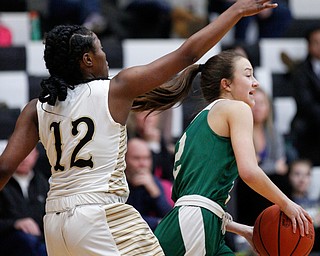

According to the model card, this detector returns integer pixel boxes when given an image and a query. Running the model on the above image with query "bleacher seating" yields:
[259,38,307,74]
[0,71,28,109]
[309,166,320,200]
[0,109,20,139]
[0,46,26,70]
[123,38,221,68]
[259,38,307,141]
[0,12,30,45]
[289,0,320,20]
[26,41,47,76]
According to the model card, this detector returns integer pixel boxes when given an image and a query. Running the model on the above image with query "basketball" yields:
[253,204,315,255]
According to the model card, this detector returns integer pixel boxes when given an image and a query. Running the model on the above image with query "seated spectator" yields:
[128,111,175,182]
[125,138,173,231]
[0,146,49,256]
[288,159,320,252]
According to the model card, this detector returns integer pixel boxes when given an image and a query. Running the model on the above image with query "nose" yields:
[252,77,259,88]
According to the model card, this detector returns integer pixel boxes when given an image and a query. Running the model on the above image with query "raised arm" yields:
[109,0,277,123]
[0,99,39,190]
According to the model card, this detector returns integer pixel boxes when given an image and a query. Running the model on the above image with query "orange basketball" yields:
[253,204,315,255]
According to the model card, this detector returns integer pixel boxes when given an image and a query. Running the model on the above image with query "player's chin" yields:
[246,96,255,108]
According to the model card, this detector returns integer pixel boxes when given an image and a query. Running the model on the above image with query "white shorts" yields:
[44,193,164,256]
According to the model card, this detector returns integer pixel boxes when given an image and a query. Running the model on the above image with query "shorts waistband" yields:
[175,195,232,234]
[46,192,127,213]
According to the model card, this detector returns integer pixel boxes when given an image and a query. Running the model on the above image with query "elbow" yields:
[177,47,201,66]
[238,165,260,185]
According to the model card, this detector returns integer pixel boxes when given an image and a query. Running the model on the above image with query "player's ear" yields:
[82,52,93,67]
[221,78,231,92]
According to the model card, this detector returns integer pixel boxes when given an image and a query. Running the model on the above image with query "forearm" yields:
[242,167,289,209]
[227,221,252,237]
[179,0,277,65]
[181,3,243,62]
[227,221,255,250]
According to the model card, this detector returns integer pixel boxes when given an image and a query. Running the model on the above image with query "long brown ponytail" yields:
[132,64,200,113]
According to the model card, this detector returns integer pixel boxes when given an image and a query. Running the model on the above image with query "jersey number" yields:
[173,132,187,179]
[50,117,94,171]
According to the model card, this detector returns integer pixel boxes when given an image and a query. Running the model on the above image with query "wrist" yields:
[230,1,246,18]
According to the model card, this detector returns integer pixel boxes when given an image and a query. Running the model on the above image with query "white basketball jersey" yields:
[37,80,129,200]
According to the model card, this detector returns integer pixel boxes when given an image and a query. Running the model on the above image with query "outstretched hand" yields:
[282,200,313,236]
[234,0,278,17]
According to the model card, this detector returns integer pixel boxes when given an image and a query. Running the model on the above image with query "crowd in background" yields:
[0,0,320,255]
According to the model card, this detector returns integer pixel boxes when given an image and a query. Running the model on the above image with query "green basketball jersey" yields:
[172,100,238,209]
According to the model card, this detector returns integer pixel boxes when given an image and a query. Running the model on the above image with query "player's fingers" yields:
[297,215,305,236]
[291,217,297,234]
[303,209,313,223]
[260,0,278,10]
[301,213,310,235]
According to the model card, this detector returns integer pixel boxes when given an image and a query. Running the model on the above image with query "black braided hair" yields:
[39,25,95,106]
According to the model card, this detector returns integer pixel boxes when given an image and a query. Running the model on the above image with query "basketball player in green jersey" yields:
[150,51,313,255]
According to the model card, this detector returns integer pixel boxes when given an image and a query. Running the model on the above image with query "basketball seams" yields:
[290,235,301,255]
[303,243,313,256]
[278,211,282,256]
[253,205,315,256]
[258,210,270,256]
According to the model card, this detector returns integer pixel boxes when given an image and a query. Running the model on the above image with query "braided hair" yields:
[39,25,95,106]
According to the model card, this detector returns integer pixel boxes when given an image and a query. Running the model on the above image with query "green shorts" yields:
[154,205,234,256]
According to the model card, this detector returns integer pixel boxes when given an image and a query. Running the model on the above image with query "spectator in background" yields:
[116,0,172,38]
[288,158,320,252]
[128,111,175,182]
[237,87,291,226]
[208,0,292,43]
[252,87,288,176]
[125,138,173,231]
[45,0,107,34]
[290,25,320,166]
[0,146,49,256]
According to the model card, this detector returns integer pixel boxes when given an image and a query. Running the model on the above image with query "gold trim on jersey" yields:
[104,203,164,255]
[108,126,129,196]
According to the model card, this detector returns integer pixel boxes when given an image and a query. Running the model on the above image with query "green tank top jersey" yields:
[172,101,238,209]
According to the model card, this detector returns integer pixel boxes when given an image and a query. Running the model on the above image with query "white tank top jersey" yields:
[36,80,129,200]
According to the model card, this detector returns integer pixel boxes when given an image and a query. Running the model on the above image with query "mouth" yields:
[249,90,255,96]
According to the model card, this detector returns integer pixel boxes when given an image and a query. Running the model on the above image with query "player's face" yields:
[90,34,109,78]
[229,57,259,108]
